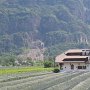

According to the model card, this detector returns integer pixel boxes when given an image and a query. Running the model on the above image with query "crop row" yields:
[0,72,84,90]
[0,71,52,83]
[72,77,90,90]
[0,72,64,90]
[25,72,83,90]
[45,72,90,90]
[0,73,60,88]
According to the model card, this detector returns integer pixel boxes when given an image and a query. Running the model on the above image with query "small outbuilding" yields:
[55,49,90,71]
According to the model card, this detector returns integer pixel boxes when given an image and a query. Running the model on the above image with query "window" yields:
[78,66,86,69]
[78,66,82,69]
[83,66,86,69]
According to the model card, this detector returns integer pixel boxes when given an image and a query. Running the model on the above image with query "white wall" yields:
[86,64,90,71]
[62,62,87,71]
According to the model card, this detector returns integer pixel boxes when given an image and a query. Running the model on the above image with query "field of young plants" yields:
[0,70,90,90]
[0,66,53,75]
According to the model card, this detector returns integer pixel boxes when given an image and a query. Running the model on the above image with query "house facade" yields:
[55,49,90,71]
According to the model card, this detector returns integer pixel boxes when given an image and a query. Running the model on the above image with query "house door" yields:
[59,63,63,70]
[71,64,74,70]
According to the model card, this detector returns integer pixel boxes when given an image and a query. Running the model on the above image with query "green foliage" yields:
[0,54,16,66]
[44,60,53,68]
[26,57,34,66]
[53,68,60,73]
[34,61,44,66]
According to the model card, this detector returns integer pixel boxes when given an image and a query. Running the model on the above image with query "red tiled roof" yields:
[55,54,65,63]
[65,49,82,54]
[55,54,87,63]
[65,49,90,54]
[55,49,89,63]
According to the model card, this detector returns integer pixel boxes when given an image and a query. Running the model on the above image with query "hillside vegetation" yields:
[0,0,90,57]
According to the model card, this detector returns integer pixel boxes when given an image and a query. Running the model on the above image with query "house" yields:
[55,49,90,71]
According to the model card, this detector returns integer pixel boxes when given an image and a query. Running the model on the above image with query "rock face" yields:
[0,0,90,56]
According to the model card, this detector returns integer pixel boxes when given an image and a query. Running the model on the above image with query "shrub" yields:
[53,68,60,73]
[44,61,53,68]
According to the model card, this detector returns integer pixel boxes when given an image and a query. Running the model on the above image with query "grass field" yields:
[0,66,53,75]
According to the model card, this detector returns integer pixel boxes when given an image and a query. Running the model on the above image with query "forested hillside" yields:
[0,0,90,57]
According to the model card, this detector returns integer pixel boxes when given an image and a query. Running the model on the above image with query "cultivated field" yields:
[0,69,90,90]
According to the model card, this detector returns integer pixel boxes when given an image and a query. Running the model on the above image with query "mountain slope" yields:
[0,0,90,56]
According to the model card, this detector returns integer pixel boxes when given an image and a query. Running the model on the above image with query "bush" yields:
[53,68,60,73]
[44,61,52,68]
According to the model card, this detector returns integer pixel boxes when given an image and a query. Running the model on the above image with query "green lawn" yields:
[0,66,53,75]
